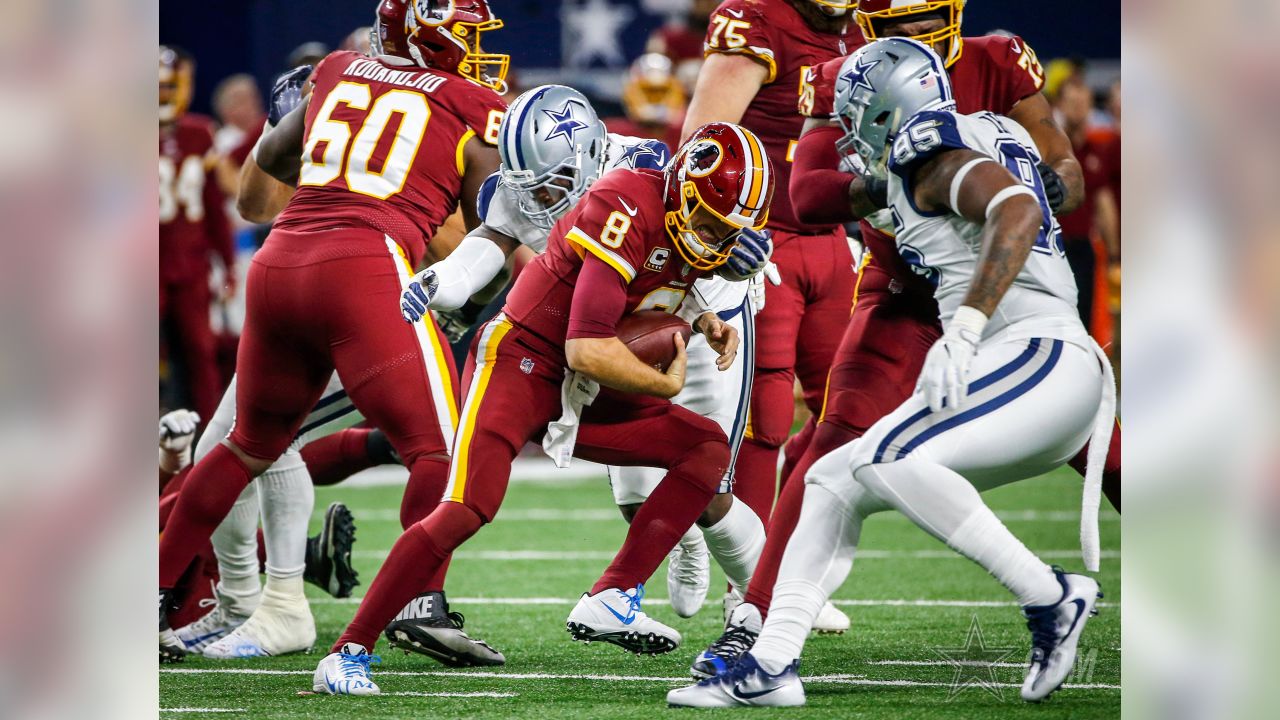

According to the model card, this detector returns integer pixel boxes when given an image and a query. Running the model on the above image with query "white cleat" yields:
[667,528,711,618]
[1021,568,1102,702]
[202,587,315,659]
[812,600,851,634]
[313,643,381,696]
[668,652,805,707]
[565,583,681,655]
[175,587,254,653]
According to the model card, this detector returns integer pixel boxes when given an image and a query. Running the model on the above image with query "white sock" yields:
[751,483,865,673]
[258,449,314,587]
[210,481,262,614]
[700,497,765,592]
[261,574,306,607]
[854,457,1059,606]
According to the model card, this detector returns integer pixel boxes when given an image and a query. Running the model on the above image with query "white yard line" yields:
[161,668,1118,690]
[340,458,605,488]
[306,595,1117,609]
[351,548,1120,561]
[868,660,1027,668]
[385,691,517,698]
[346,508,1119,523]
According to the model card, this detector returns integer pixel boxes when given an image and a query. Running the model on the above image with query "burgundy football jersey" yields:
[502,169,712,347]
[159,113,232,283]
[704,0,852,234]
[802,35,1049,294]
[273,50,507,267]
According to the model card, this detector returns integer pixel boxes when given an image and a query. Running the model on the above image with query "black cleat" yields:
[304,502,359,598]
[384,592,505,667]
[159,589,187,664]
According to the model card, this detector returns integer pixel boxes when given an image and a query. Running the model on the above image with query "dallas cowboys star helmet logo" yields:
[841,55,881,97]
[542,100,591,147]
[616,142,665,169]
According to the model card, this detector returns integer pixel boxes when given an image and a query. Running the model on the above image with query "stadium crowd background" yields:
[159,0,1121,418]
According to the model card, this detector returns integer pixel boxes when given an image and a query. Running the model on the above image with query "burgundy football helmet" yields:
[664,122,774,270]
[372,0,509,92]
[159,45,194,125]
[855,0,967,67]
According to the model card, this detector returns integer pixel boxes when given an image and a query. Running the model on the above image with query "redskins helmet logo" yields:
[685,139,723,178]
[415,0,456,26]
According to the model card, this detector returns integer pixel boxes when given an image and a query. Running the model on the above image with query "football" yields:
[616,310,691,372]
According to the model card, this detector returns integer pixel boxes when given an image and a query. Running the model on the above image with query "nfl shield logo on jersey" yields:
[520,357,535,375]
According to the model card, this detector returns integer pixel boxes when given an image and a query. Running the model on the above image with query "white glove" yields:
[916,306,987,412]
[748,261,781,312]
[159,409,201,473]
[401,268,440,323]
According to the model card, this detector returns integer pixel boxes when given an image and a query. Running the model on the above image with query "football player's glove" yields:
[721,228,773,282]
[433,301,486,344]
[1036,161,1067,214]
[159,409,200,474]
[268,65,312,128]
[862,173,888,209]
[400,269,440,324]
[917,306,986,412]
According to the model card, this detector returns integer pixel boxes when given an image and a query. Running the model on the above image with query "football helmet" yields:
[159,45,194,125]
[622,54,686,126]
[664,123,774,270]
[807,0,856,18]
[372,0,509,92]
[497,85,608,229]
[832,38,955,178]
[855,0,967,67]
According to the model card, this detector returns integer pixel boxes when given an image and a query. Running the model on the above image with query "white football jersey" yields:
[885,109,1088,346]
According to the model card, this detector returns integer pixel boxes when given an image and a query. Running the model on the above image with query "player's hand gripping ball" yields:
[616,310,692,372]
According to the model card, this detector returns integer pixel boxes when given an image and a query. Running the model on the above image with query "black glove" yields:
[862,174,888,210]
[268,65,312,127]
[435,300,488,344]
[1036,161,1067,214]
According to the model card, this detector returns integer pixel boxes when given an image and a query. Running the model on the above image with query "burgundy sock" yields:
[1068,419,1122,513]
[301,428,377,486]
[159,443,255,589]
[778,420,815,497]
[332,503,482,651]
[592,442,724,594]
[732,439,780,524]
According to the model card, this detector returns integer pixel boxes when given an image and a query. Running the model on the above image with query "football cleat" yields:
[666,529,711,618]
[566,584,681,655]
[313,643,381,696]
[1021,568,1102,702]
[304,502,359,598]
[175,587,252,653]
[668,652,805,708]
[812,600,851,634]
[159,589,186,664]
[202,585,315,659]
[384,591,505,667]
[691,600,762,679]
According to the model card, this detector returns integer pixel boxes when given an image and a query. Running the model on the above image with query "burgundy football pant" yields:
[745,261,1124,617]
[734,228,857,522]
[159,227,459,592]
[333,314,730,651]
[160,277,222,422]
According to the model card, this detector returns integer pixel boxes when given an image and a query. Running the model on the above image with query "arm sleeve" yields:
[791,125,857,225]
[566,253,629,340]
[424,231,508,310]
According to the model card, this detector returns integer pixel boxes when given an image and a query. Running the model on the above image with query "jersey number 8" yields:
[600,210,632,249]
[300,81,431,200]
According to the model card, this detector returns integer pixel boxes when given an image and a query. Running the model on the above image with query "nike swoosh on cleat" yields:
[183,631,223,647]
[733,683,780,700]
[601,602,636,625]
[1063,598,1086,638]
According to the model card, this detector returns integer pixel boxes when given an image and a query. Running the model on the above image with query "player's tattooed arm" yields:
[1009,93,1085,215]
[914,149,1044,317]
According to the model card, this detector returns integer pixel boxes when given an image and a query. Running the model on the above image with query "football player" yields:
[313,122,771,695]
[689,0,1124,678]
[400,85,769,621]
[669,39,1114,707]
[157,0,508,664]
[680,0,859,633]
[159,46,235,423]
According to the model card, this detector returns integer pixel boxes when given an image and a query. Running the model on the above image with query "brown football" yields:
[616,310,692,372]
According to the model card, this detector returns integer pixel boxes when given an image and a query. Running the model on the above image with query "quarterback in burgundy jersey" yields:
[159,45,234,423]
[681,0,858,529]
[687,0,1123,679]
[158,0,508,665]
[317,123,773,695]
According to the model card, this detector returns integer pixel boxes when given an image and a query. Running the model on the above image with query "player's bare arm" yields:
[680,53,769,141]
[692,311,740,371]
[566,334,687,399]
[1008,93,1085,215]
[913,148,1045,317]
[460,136,501,231]
[236,153,295,223]
[254,99,309,185]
